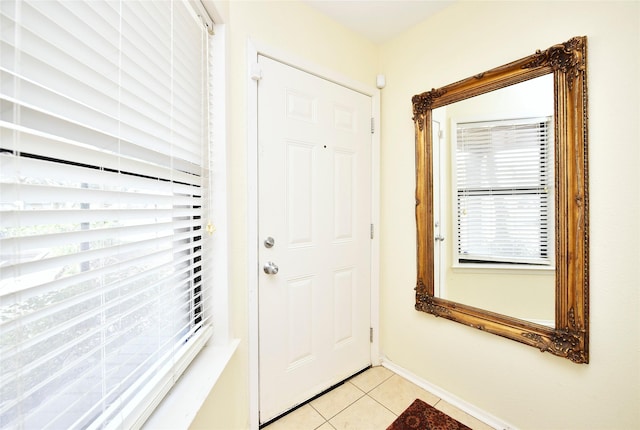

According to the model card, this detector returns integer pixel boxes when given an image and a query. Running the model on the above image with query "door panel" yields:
[258,56,372,423]
[287,142,314,245]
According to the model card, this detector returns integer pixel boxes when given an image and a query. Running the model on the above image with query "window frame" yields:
[141,16,235,430]
[450,115,555,270]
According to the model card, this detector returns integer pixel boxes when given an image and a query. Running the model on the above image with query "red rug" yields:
[387,399,471,430]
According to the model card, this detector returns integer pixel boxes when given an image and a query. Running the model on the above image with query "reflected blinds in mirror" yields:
[454,117,553,266]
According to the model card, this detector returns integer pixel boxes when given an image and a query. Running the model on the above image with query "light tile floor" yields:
[262,366,495,430]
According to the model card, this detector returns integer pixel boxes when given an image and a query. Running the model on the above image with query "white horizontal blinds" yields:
[0,0,212,428]
[455,117,553,265]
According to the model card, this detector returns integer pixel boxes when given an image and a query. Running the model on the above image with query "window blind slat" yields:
[0,183,197,209]
[1,229,201,288]
[1,245,203,340]
[1,156,202,198]
[5,287,203,419]
[0,208,197,229]
[0,126,202,183]
[2,81,203,170]
[2,269,198,379]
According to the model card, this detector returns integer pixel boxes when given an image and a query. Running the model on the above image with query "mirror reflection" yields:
[432,75,555,326]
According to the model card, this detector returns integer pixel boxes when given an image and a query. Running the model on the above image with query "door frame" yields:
[247,40,381,429]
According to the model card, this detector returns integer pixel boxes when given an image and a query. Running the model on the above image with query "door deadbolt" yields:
[263,261,279,275]
[264,236,275,248]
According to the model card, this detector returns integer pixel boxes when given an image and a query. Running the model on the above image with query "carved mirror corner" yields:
[412,36,589,363]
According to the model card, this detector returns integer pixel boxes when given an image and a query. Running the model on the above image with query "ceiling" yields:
[302,0,455,44]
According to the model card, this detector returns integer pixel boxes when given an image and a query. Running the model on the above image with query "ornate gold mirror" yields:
[412,36,589,363]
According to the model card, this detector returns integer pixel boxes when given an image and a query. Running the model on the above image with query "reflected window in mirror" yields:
[454,116,554,267]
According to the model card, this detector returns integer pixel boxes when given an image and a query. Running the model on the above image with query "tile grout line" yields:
[320,374,398,430]
[310,381,367,422]
[337,372,402,427]
[262,368,372,429]
[365,392,399,418]
[322,392,397,430]
[307,402,329,430]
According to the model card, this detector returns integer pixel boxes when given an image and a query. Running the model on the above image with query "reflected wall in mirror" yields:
[412,36,589,363]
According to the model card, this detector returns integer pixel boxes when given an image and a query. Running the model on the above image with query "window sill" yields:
[451,263,555,275]
[141,338,241,430]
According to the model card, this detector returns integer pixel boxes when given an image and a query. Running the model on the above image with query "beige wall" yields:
[191,1,640,429]
[191,1,378,429]
[379,1,639,429]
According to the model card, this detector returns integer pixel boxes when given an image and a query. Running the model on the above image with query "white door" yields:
[258,56,372,423]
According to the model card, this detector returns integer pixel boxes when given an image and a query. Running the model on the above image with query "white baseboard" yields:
[380,358,517,430]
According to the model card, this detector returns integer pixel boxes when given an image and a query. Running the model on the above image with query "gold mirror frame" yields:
[412,36,589,363]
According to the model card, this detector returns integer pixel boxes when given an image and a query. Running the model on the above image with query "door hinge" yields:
[370,327,373,343]
[370,224,374,239]
[251,63,262,81]
[438,129,443,139]
[370,117,375,134]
